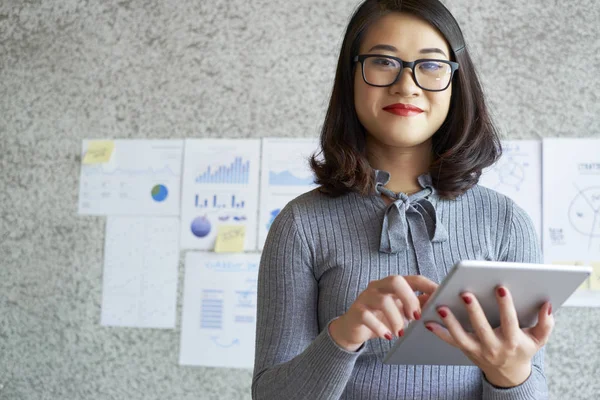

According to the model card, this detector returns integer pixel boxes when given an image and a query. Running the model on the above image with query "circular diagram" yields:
[191,216,211,238]
[568,186,600,238]
[496,159,525,191]
[151,184,168,202]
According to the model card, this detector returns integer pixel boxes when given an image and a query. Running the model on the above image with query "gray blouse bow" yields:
[375,170,448,282]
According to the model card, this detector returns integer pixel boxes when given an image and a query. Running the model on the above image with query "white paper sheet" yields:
[180,139,261,250]
[101,217,180,328]
[543,138,600,307]
[78,139,184,216]
[258,137,319,249]
[479,140,542,241]
[179,252,260,369]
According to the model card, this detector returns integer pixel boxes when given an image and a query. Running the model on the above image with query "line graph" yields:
[269,170,315,186]
[82,165,179,177]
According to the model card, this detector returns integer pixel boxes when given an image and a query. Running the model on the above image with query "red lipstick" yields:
[383,103,424,117]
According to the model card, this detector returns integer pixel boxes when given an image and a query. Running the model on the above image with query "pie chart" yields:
[151,184,168,202]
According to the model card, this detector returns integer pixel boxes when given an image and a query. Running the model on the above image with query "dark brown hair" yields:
[310,0,502,199]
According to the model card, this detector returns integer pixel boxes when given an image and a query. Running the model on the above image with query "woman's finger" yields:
[374,276,422,320]
[424,322,458,347]
[495,286,520,342]
[524,301,554,346]
[417,293,431,308]
[356,305,394,340]
[435,306,479,354]
[404,275,439,296]
[461,292,498,347]
[394,298,411,333]
[363,294,406,337]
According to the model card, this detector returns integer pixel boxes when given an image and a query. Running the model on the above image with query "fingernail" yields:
[497,287,507,297]
[438,308,448,318]
[384,332,393,341]
[398,329,404,337]
[548,304,552,316]
[426,325,433,332]
[462,295,472,305]
[413,311,421,320]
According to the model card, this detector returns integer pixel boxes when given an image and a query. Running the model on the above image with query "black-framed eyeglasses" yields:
[353,54,459,92]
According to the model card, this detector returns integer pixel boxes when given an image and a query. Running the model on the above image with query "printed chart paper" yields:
[258,137,319,249]
[180,139,260,250]
[101,217,180,328]
[479,140,542,240]
[78,139,184,216]
[179,252,260,369]
[543,138,600,307]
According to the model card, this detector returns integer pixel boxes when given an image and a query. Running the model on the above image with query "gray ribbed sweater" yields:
[252,171,547,400]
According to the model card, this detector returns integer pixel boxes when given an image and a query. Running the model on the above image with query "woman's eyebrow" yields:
[419,47,448,57]
[367,44,398,52]
[367,44,448,58]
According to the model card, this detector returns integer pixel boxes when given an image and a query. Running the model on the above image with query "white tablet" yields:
[383,260,592,366]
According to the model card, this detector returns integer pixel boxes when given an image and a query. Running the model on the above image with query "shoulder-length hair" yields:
[310,0,501,199]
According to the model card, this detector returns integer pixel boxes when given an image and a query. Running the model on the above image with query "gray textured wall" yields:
[1,0,599,399]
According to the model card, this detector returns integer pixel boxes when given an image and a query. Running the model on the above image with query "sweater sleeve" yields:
[482,202,549,400]
[251,202,363,400]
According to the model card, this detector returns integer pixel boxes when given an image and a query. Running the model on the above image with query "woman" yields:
[252,0,552,398]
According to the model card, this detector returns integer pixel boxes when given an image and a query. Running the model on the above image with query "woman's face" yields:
[354,12,453,150]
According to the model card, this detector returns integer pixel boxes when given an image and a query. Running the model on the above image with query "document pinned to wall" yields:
[258,137,319,249]
[479,140,542,241]
[543,138,600,307]
[179,252,260,369]
[78,139,184,216]
[101,216,180,328]
[180,139,260,251]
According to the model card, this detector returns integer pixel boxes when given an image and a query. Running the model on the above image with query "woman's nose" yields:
[389,68,420,96]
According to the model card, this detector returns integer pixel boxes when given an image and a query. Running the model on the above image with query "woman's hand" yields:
[425,286,554,388]
[329,275,438,352]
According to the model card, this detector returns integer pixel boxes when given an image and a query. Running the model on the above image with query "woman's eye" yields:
[373,58,396,67]
[419,62,443,71]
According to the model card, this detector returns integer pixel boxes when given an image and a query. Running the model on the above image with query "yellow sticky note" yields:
[590,262,600,291]
[552,261,590,291]
[83,141,115,164]
[214,225,246,253]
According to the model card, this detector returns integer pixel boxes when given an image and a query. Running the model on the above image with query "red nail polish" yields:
[497,287,507,297]
[413,311,421,321]
[384,333,392,341]
[438,308,448,318]
[548,304,552,316]
[426,325,433,332]
[398,329,404,337]
[462,296,472,305]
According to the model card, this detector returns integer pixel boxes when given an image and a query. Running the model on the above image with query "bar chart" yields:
[195,194,246,209]
[195,157,250,185]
